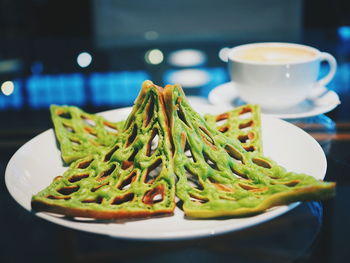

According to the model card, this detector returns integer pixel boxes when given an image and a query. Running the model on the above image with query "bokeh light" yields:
[77,52,92,68]
[168,69,210,88]
[168,49,206,67]
[145,49,164,65]
[144,31,159,40]
[338,26,350,40]
[1,81,15,96]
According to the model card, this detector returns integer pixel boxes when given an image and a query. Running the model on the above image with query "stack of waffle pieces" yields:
[31,80,335,219]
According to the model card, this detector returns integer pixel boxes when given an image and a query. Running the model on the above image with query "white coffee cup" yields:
[227,42,337,110]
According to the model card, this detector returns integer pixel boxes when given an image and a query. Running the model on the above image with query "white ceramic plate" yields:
[208,82,341,119]
[5,104,327,240]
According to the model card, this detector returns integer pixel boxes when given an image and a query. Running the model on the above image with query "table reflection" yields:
[56,202,323,263]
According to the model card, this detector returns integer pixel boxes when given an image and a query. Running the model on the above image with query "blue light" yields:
[0,71,152,110]
[31,61,43,75]
[89,71,150,107]
[338,26,350,40]
[26,74,85,108]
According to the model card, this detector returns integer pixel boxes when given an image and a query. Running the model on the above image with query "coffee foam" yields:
[233,46,317,63]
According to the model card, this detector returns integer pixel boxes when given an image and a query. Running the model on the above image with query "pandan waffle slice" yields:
[31,81,176,219]
[205,104,263,154]
[164,84,335,218]
[50,105,125,164]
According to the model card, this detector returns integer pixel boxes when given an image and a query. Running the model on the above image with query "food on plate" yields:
[32,82,176,219]
[31,80,335,219]
[205,104,262,154]
[50,105,124,164]
[165,84,335,218]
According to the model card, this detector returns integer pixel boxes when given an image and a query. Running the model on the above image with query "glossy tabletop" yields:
[1,32,349,263]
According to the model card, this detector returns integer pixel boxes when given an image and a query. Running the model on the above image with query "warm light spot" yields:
[168,69,210,88]
[145,49,164,65]
[1,81,14,96]
[168,49,206,67]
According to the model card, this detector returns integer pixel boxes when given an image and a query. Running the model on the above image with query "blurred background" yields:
[1,1,350,262]
[0,0,349,114]
[1,0,349,152]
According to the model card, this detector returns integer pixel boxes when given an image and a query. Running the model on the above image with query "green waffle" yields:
[32,81,176,219]
[32,81,335,220]
[50,105,124,164]
[164,83,335,218]
[205,104,263,154]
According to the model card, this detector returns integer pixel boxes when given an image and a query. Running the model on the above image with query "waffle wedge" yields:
[32,81,176,219]
[164,84,335,218]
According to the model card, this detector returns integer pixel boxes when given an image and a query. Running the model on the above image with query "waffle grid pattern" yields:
[205,104,262,154]
[31,81,335,219]
[165,84,335,218]
[50,105,124,163]
[32,83,176,219]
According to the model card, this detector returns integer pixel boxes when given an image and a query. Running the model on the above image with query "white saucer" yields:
[208,82,341,119]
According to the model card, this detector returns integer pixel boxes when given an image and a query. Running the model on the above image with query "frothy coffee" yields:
[233,45,317,63]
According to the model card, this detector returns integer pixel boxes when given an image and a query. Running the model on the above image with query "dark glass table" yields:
[1,32,349,263]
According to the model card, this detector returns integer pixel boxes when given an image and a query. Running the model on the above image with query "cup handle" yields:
[317,52,337,87]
